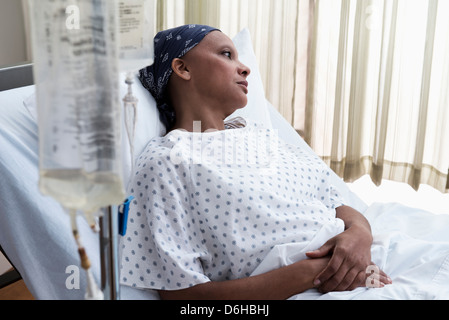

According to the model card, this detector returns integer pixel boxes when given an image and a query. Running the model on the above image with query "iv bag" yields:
[118,0,155,72]
[29,0,126,215]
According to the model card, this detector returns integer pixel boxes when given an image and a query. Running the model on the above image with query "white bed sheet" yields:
[254,202,449,300]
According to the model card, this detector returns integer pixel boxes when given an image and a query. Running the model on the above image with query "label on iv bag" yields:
[118,0,154,72]
[28,0,125,213]
[119,1,145,50]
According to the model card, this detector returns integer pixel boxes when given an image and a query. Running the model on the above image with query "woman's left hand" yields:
[305,206,391,293]
[306,224,374,292]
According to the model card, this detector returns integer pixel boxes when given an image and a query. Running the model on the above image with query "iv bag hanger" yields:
[123,73,139,176]
[115,72,141,300]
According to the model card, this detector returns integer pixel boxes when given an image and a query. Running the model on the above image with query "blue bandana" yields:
[139,24,220,131]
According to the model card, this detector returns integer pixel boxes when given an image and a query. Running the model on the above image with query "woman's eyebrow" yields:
[217,43,233,50]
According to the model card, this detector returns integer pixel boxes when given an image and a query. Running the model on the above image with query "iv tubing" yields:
[69,209,104,300]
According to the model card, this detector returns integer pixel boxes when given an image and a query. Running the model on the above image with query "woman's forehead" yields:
[202,31,236,50]
[182,30,237,61]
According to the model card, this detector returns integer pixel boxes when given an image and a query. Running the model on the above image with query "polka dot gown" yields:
[120,119,346,290]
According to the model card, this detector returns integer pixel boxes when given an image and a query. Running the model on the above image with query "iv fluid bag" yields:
[29,0,125,214]
[118,0,155,72]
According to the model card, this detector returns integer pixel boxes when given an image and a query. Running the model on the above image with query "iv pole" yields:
[99,206,120,300]
[99,73,138,301]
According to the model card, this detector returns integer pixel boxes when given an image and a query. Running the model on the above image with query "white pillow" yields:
[23,28,273,185]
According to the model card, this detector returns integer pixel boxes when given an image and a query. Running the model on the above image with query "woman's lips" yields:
[237,81,249,93]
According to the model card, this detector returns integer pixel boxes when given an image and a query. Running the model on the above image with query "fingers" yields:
[317,266,358,293]
[365,265,393,289]
[314,255,359,293]
[379,269,392,283]
[316,264,393,293]
[312,251,344,288]
[334,267,361,292]
[307,237,393,293]
[306,243,333,259]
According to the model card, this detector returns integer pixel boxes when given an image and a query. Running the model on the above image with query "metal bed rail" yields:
[0,63,34,92]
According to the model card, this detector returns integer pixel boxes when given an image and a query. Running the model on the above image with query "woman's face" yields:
[182,31,251,114]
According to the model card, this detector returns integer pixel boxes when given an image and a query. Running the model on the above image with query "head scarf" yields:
[139,24,220,131]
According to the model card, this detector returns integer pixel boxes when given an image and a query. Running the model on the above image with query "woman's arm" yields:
[158,256,330,300]
[160,206,391,299]
[306,205,391,293]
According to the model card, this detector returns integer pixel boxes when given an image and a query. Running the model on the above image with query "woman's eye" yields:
[223,51,232,59]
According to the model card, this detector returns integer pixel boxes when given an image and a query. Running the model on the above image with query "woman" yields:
[120,24,391,300]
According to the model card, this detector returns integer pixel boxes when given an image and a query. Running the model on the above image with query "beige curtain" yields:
[155,0,311,128]
[305,0,449,193]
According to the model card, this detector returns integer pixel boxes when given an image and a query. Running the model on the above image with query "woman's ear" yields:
[171,58,191,81]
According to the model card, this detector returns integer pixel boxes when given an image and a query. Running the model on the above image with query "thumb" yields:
[306,243,332,258]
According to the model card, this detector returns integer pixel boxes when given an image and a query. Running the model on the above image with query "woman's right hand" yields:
[302,257,391,293]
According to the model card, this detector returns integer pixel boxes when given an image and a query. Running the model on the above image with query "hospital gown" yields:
[120,119,346,291]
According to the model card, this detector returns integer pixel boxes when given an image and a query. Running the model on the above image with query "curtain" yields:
[305,0,449,193]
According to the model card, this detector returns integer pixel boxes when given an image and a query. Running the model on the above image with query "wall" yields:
[0,0,29,68]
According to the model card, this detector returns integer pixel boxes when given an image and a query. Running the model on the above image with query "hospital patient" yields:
[120,25,391,300]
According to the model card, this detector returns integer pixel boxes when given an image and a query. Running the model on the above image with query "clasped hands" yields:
[306,222,392,293]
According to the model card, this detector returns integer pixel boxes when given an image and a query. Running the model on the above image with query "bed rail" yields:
[0,63,34,92]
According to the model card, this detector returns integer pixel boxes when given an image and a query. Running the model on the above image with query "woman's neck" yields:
[169,81,234,133]
[171,103,228,133]
[172,116,226,133]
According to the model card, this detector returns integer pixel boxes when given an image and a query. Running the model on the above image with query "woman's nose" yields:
[239,62,251,78]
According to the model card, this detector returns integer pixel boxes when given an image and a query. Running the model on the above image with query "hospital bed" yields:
[1,29,448,300]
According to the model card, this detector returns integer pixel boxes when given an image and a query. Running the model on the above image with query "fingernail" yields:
[314,279,321,286]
